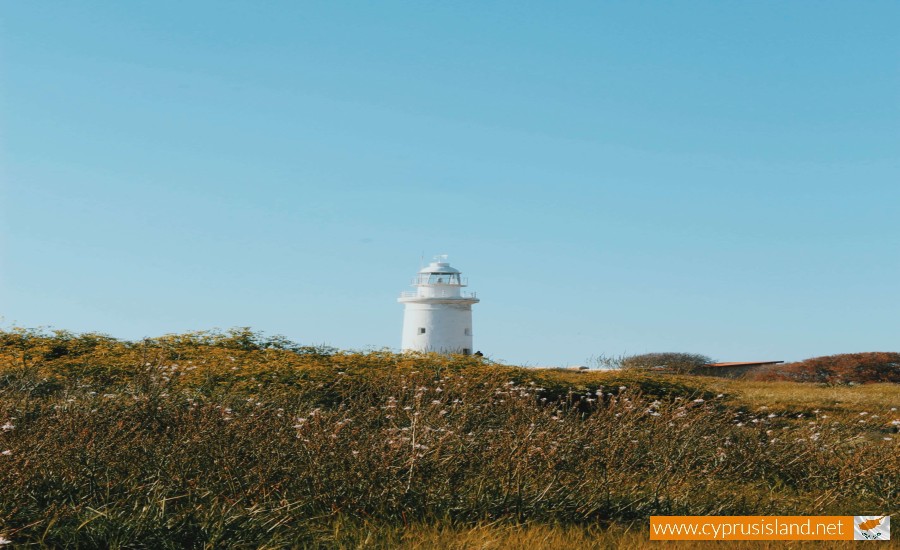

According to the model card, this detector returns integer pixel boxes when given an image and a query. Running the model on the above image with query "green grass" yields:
[0,329,897,548]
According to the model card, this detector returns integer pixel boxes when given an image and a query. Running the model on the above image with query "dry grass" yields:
[0,329,897,548]
[710,380,898,413]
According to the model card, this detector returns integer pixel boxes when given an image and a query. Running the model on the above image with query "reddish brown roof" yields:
[704,361,784,368]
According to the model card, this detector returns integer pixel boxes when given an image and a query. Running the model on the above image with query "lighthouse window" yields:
[463,348,471,355]
[464,328,471,336]
[418,328,426,335]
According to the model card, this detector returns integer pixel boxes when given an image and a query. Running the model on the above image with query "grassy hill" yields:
[1,329,897,548]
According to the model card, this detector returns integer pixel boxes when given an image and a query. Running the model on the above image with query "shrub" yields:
[620,352,713,374]
[753,352,900,384]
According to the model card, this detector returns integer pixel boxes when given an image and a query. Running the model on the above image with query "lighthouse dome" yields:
[418,261,460,275]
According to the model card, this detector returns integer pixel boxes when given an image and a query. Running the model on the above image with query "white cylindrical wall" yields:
[401,301,474,354]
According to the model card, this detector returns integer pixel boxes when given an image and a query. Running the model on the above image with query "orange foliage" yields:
[752,352,900,384]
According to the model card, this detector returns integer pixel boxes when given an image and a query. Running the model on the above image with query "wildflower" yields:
[860,412,868,416]
[767,413,777,418]
[0,535,10,545]
[431,400,441,405]
[0,423,13,432]
[403,406,412,411]
[716,394,724,398]
[891,420,900,426]
[892,408,897,412]
[884,437,893,441]
[693,398,705,403]
[0,450,10,456]
[618,386,627,391]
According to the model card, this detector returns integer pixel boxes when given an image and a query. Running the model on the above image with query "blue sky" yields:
[1,2,898,365]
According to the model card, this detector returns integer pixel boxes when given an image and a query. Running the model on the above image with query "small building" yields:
[695,361,784,379]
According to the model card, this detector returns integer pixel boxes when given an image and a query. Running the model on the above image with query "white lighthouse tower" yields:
[398,255,479,355]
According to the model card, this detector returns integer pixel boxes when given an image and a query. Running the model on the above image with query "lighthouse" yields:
[398,255,479,355]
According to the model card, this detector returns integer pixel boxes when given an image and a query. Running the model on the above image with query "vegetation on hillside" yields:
[750,352,900,384]
[0,329,897,548]
[619,352,713,374]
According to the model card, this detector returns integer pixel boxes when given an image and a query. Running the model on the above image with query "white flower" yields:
[883,437,893,441]
[0,535,11,545]
[618,386,627,391]
[1,423,14,432]
[860,412,868,416]
[767,413,777,418]
[1,450,10,456]
[693,398,705,403]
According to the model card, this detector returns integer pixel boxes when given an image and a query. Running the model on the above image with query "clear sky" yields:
[1,2,898,366]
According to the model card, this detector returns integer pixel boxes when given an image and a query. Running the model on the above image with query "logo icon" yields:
[854,516,890,541]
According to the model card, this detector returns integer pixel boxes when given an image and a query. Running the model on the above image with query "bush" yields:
[756,352,900,384]
[620,352,713,374]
